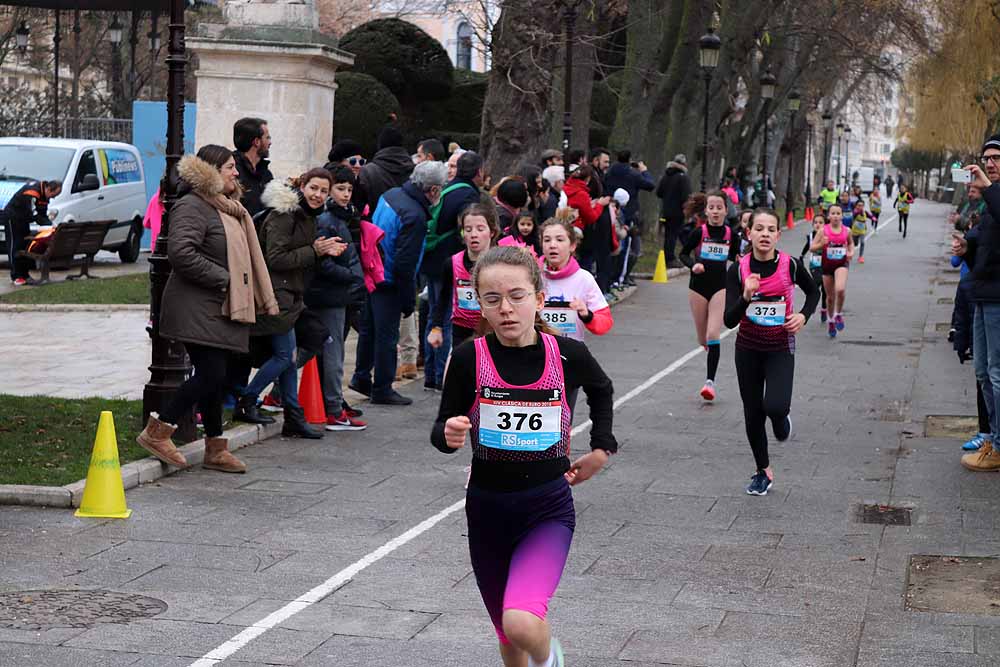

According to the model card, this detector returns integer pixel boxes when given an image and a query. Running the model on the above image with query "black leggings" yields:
[735,347,795,471]
[898,212,909,236]
[161,343,234,438]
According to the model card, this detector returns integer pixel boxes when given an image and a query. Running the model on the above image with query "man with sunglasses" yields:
[954,134,1000,472]
[326,140,368,209]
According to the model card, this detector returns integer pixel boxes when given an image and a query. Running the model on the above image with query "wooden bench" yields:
[17,220,114,284]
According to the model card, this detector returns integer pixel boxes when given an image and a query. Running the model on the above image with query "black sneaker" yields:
[773,415,793,442]
[348,380,372,397]
[746,471,773,496]
[424,380,442,391]
[372,390,413,406]
[624,277,637,287]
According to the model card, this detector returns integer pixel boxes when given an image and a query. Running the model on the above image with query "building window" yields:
[456,22,473,70]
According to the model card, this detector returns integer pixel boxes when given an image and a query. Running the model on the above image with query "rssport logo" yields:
[502,434,538,447]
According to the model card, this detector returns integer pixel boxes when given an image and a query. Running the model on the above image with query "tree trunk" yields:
[480,0,562,178]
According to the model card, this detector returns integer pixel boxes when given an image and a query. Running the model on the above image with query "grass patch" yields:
[0,272,149,305]
[0,395,148,486]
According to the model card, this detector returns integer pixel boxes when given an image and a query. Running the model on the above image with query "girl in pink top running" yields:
[809,203,855,338]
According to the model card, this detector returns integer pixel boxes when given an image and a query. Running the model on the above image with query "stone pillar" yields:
[189,1,354,180]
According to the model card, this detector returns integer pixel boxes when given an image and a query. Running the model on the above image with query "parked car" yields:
[0,138,147,263]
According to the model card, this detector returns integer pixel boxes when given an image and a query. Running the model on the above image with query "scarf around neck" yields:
[541,255,580,280]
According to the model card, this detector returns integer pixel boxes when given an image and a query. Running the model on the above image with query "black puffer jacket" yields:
[359,147,414,213]
[233,151,273,218]
[656,162,691,221]
[304,201,365,309]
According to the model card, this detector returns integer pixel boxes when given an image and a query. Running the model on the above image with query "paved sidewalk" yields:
[3,201,999,666]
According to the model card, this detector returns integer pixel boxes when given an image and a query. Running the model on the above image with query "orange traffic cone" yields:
[786,209,796,230]
[299,358,326,425]
[805,206,814,222]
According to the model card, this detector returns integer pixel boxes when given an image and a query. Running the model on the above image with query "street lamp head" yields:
[109,15,123,45]
[699,27,722,70]
[845,125,852,136]
[15,21,29,54]
[822,110,833,129]
[149,31,161,52]
[787,90,801,112]
[760,67,776,100]
[836,121,844,138]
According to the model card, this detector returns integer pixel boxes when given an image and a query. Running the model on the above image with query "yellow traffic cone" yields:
[652,250,669,283]
[75,411,132,519]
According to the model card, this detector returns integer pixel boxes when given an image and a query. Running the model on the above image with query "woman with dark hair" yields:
[236,167,348,439]
[137,144,278,473]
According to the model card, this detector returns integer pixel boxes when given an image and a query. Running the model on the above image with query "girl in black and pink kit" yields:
[811,203,854,338]
[432,245,616,667]
[428,203,500,351]
[724,210,819,496]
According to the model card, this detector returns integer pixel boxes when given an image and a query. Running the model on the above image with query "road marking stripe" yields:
[188,328,737,665]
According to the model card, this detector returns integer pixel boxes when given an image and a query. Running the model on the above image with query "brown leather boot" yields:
[136,414,188,468]
[203,437,246,474]
[398,363,418,380]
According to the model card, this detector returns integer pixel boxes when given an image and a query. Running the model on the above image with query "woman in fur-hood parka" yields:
[160,148,277,354]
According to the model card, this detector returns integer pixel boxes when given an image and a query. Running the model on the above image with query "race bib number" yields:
[456,279,479,311]
[826,246,847,261]
[746,297,786,327]
[700,241,730,262]
[541,306,578,337]
[809,254,822,269]
[478,387,563,451]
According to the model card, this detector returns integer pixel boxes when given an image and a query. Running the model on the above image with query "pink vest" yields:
[821,223,850,269]
[451,251,481,330]
[469,333,573,462]
[359,220,385,293]
[695,223,732,263]
[738,252,794,349]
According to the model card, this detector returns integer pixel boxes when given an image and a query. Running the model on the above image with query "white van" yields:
[0,138,147,263]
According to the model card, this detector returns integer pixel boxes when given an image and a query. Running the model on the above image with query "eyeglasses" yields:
[347,157,366,166]
[981,155,1000,165]
[480,289,534,309]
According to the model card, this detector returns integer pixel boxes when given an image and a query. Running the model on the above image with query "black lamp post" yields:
[109,14,124,116]
[845,125,852,187]
[835,121,844,190]
[698,26,721,192]
[822,110,833,186]
[143,0,195,441]
[805,121,813,204]
[785,90,800,215]
[561,1,578,154]
[759,67,776,206]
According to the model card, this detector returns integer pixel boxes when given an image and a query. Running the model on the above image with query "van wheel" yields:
[119,218,143,263]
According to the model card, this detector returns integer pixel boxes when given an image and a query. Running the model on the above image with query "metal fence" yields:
[0,117,133,143]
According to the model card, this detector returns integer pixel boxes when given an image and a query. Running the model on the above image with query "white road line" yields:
[187,327,736,666]
[867,211,897,240]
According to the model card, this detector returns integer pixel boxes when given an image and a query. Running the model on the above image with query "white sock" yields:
[529,650,554,667]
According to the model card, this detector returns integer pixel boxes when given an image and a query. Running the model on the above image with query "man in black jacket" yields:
[3,179,61,284]
[359,125,414,215]
[657,154,691,266]
[604,150,654,287]
[955,134,1000,471]
[232,117,273,218]
[419,151,483,390]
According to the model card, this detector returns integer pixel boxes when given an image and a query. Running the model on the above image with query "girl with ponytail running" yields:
[432,245,617,667]
[810,203,854,338]
[725,210,819,495]
[679,191,739,400]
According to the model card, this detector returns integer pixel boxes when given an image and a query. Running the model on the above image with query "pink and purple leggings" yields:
[465,476,575,644]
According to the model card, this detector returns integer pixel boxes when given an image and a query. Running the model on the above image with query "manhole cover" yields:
[907,555,1000,615]
[937,297,955,304]
[926,414,979,438]
[840,340,904,347]
[0,590,167,630]
[854,503,912,525]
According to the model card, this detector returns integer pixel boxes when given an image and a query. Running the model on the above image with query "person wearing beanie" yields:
[359,123,414,214]
[955,133,1000,472]
[494,177,529,232]
[326,140,365,177]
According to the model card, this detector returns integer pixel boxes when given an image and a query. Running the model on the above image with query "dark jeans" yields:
[5,219,32,280]
[245,329,301,412]
[161,342,236,438]
[352,286,402,399]
[662,216,683,261]
[423,272,452,385]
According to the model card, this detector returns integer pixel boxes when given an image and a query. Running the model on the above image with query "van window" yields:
[73,150,98,192]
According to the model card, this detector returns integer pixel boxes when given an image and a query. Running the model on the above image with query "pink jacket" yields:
[359,220,386,293]
[142,188,164,252]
